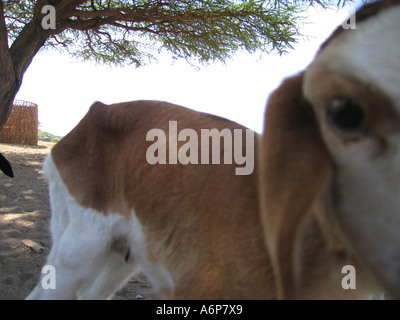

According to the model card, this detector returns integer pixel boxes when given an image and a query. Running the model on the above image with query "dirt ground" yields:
[0,141,154,300]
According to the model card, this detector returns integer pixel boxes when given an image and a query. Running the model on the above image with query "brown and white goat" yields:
[260,0,400,299]
[27,0,400,299]
[27,101,276,299]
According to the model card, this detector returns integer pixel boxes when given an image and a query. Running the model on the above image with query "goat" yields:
[259,0,400,299]
[26,101,276,299]
[27,0,400,299]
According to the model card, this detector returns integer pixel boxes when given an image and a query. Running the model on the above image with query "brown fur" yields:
[258,0,400,299]
[52,100,275,299]
[259,74,382,299]
[259,73,330,299]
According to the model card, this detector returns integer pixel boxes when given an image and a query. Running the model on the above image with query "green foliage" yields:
[38,130,62,143]
[3,0,351,67]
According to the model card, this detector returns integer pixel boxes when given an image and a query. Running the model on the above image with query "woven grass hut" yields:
[0,100,38,146]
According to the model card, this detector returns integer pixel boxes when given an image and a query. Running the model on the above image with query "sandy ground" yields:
[0,141,154,300]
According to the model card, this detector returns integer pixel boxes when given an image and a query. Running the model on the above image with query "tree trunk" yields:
[0,1,17,129]
[0,76,20,131]
[0,1,50,130]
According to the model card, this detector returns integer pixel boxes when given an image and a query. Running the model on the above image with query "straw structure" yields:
[0,100,38,146]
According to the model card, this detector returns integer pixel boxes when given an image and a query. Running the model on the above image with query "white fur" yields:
[313,6,400,109]
[26,154,174,299]
[321,130,400,295]
[302,5,400,297]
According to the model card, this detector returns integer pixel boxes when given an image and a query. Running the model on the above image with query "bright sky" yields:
[15,3,358,137]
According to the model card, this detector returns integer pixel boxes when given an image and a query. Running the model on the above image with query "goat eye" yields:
[327,97,364,131]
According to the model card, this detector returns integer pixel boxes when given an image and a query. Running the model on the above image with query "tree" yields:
[0,0,345,129]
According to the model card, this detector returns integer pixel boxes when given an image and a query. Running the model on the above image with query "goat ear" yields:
[0,153,14,178]
[259,72,330,299]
